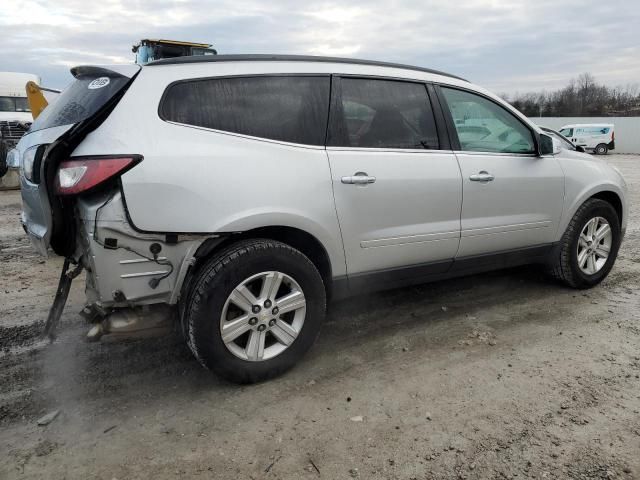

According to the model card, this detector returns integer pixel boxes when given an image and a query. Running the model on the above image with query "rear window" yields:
[160,76,330,146]
[30,74,129,132]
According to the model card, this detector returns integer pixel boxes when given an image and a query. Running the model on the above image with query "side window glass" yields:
[441,87,535,154]
[161,76,330,146]
[330,78,439,149]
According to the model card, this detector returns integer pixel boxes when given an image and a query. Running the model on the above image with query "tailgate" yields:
[18,64,140,256]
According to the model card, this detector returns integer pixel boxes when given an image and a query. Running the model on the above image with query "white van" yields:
[558,124,615,155]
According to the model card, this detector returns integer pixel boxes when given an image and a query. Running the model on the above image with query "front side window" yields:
[559,128,573,137]
[441,87,535,154]
[329,78,439,149]
[161,76,330,146]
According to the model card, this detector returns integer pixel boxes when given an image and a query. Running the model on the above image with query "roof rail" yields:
[146,54,468,82]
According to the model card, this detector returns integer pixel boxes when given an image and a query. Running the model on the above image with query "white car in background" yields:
[559,124,615,155]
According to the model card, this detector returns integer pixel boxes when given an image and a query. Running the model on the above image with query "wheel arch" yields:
[558,186,625,241]
[590,190,623,224]
[184,225,336,304]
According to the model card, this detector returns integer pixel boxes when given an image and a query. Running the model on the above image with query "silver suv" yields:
[16,55,627,383]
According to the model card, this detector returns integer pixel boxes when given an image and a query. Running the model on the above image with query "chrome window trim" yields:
[163,120,327,151]
[326,146,451,154]
[452,150,538,158]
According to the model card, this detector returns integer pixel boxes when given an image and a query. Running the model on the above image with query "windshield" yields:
[30,73,129,132]
[0,96,31,112]
[135,45,152,65]
[192,47,217,56]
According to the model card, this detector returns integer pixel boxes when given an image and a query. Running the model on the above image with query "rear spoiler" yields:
[70,64,141,80]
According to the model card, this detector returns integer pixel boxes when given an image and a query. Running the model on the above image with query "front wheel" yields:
[594,143,608,155]
[549,198,621,288]
[184,239,326,383]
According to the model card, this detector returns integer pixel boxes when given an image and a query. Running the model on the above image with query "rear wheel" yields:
[0,140,8,178]
[549,198,621,288]
[594,143,608,155]
[184,239,326,383]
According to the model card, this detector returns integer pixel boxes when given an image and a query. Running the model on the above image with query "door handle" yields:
[469,171,495,182]
[341,172,376,185]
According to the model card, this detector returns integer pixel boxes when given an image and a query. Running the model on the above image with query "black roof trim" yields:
[146,54,468,82]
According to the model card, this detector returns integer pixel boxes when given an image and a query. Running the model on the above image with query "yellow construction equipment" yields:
[25,81,48,119]
[132,39,217,65]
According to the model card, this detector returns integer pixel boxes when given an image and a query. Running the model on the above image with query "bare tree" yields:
[507,73,640,117]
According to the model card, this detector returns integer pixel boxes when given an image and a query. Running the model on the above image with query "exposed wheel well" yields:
[590,191,622,224]
[191,226,333,298]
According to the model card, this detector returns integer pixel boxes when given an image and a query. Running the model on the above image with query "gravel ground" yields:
[1,155,639,480]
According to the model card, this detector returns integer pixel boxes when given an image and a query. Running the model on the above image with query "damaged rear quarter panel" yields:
[76,189,204,307]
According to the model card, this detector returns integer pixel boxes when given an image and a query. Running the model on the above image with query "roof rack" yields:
[146,54,468,82]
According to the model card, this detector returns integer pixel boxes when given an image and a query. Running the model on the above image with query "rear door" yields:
[18,65,139,255]
[438,86,564,258]
[327,77,462,288]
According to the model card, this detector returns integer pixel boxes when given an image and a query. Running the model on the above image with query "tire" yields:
[0,140,8,178]
[184,239,326,383]
[549,198,621,289]
[594,143,608,155]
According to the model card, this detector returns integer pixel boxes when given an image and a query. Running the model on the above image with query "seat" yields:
[359,107,413,147]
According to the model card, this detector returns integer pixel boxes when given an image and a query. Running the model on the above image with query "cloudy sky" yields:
[2,0,639,94]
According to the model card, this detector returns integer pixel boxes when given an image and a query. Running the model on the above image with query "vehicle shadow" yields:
[20,264,569,424]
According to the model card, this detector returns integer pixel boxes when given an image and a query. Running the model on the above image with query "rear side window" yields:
[329,78,439,149]
[441,87,535,154]
[582,126,610,135]
[30,74,129,132]
[161,76,330,146]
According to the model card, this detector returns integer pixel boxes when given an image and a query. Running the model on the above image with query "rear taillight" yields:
[55,155,142,195]
[612,131,615,142]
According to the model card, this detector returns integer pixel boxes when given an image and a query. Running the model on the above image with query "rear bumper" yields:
[21,212,49,257]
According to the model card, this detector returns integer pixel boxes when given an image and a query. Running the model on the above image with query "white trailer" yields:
[1,72,40,187]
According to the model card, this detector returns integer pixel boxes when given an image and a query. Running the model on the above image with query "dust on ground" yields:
[1,156,639,479]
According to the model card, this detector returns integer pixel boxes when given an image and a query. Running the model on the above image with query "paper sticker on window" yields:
[88,77,110,90]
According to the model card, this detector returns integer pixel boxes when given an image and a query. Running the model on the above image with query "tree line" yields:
[502,73,640,117]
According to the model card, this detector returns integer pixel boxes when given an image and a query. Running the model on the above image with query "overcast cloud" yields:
[2,0,639,94]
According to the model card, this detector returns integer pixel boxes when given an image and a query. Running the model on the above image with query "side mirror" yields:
[539,133,561,156]
[576,145,585,153]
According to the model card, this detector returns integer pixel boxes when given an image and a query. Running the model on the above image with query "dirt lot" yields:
[1,155,639,480]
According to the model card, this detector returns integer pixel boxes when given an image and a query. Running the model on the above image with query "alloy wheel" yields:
[576,216,612,275]
[220,271,306,361]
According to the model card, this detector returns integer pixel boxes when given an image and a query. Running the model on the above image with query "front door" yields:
[327,77,462,280]
[438,86,564,258]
